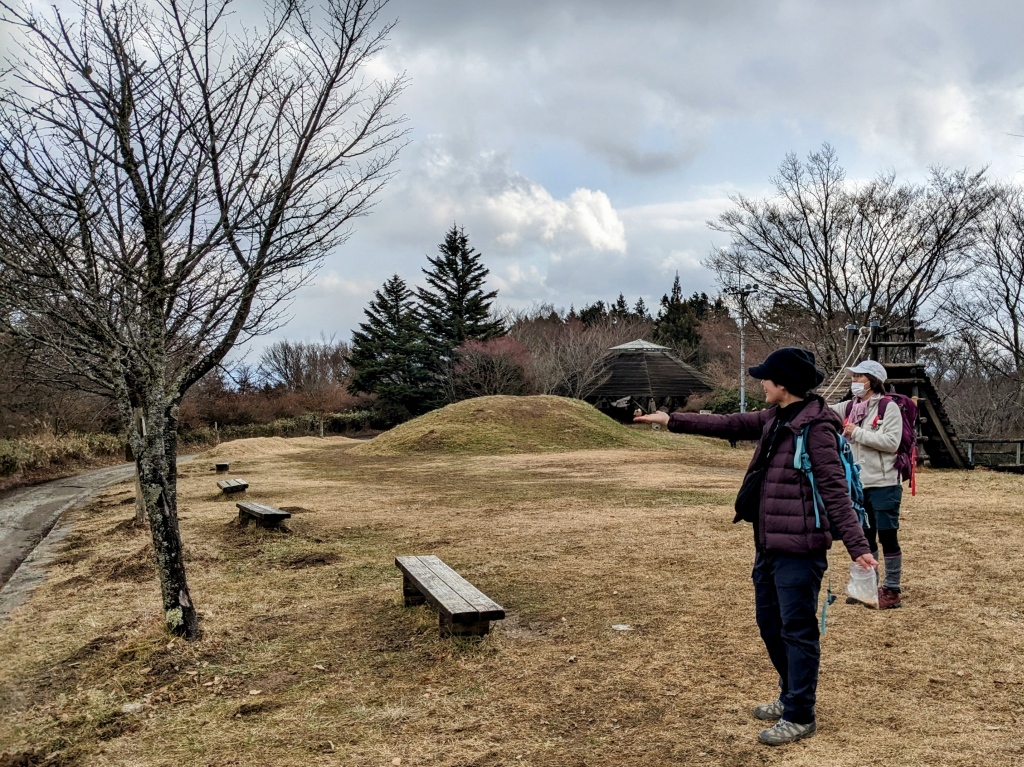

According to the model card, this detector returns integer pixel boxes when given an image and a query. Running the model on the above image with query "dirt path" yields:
[0,458,195,621]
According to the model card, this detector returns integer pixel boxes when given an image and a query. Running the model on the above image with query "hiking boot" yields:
[758,719,816,746]
[878,586,902,610]
[753,698,784,721]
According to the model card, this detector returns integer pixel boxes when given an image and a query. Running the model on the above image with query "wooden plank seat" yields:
[215,462,230,473]
[395,555,505,637]
[217,478,249,495]
[236,501,291,529]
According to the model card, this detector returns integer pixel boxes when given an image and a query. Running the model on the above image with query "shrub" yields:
[698,387,767,415]
[0,432,123,477]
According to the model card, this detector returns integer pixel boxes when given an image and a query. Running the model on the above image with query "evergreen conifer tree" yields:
[654,274,709,350]
[348,274,433,421]
[417,225,503,362]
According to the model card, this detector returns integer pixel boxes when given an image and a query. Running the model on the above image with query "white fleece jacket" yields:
[830,396,903,488]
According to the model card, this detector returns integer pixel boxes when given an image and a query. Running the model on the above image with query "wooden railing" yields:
[964,439,1024,467]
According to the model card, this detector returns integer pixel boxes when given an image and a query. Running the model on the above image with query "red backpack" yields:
[845,394,918,495]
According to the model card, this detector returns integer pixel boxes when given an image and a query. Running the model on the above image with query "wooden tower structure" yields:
[824,321,972,470]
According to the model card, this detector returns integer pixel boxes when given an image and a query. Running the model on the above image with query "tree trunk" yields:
[130,399,200,639]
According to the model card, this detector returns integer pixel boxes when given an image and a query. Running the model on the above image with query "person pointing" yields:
[636,347,875,746]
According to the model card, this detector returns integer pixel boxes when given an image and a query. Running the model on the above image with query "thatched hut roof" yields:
[586,340,714,403]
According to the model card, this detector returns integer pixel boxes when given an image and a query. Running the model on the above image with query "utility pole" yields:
[725,280,758,413]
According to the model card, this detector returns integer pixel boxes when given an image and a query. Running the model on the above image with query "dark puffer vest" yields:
[668,396,870,559]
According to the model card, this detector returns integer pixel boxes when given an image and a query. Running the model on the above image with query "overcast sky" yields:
[280,0,1024,352]
[10,1,1024,355]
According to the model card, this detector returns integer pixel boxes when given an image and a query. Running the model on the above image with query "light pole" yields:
[725,281,758,413]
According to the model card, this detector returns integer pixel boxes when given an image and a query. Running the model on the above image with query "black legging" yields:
[864,503,901,555]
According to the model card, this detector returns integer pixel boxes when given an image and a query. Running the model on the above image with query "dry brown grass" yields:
[0,406,1022,766]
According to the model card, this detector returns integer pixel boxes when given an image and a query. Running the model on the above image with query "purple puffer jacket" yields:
[669,396,870,559]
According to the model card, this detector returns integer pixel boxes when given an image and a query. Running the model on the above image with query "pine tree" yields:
[633,297,650,321]
[654,273,702,350]
[654,274,730,358]
[577,300,607,326]
[418,225,503,361]
[348,275,433,421]
[610,293,630,318]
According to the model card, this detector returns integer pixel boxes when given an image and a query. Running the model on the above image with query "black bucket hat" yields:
[748,347,825,396]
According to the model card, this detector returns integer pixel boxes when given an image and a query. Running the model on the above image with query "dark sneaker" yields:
[753,698,784,721]
[758,719,816,745]
[878,586,902,610]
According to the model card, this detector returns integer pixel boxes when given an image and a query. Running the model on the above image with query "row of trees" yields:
[708,143,1024,437]
[345,231,739,418]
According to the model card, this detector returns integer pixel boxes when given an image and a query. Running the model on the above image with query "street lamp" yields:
[725,281,758,413]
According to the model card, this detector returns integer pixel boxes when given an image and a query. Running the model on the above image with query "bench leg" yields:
[440,615,490,637]
[238,513,251,528]
[402,576,426,607]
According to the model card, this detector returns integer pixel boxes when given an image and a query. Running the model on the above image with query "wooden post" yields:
[869,322,881,362]
[844,324,858,362]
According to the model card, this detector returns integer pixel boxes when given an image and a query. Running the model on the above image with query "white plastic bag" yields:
[846,562,878,608]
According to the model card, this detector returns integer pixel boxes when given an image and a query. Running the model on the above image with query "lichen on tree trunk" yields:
[129,398,199,639]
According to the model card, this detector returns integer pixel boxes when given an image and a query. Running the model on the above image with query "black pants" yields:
[752,550,827,725]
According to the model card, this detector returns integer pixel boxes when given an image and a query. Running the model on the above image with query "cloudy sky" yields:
[11,1,1024,353]
[282,0,1024,351]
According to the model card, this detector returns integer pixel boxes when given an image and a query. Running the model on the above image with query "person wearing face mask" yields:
[635,347,874,746]
[830,360,904,609]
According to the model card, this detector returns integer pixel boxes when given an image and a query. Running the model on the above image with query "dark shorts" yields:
[864,485,902,530]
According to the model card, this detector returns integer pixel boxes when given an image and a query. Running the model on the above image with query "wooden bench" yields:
[395,555,505,637]
[215,462,230,473]
[217,478,249,495]
[236,501,291,529]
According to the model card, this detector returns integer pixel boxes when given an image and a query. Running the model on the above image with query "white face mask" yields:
[850,382,867,397]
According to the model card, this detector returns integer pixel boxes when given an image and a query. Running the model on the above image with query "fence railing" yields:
[964,439,1024,467]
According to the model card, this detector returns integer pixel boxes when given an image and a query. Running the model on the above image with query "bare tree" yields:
[0,0,405,638]
[943,184,1024,381]
[259,335,353,436]
[442,337,534,402]
[259,336,351,391]
[926,332,1024,438]
[708,144,993,369]
[509,307,653,399]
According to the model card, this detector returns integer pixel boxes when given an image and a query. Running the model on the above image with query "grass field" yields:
[1,397,1022,766]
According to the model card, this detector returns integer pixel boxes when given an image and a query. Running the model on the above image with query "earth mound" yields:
[351,395,664,456]
[204,435,360,460]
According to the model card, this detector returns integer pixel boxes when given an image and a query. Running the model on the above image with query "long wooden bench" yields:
[236,501,291,529]
[217,478,249,495]
[395,555,505,637]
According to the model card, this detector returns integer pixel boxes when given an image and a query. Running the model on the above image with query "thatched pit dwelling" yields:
[585,340,714,422]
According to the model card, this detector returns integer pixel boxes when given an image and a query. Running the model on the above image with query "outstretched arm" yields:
[635,409,771,441]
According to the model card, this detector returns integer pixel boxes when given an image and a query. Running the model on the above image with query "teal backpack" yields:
[792,424,869,533]
[793,424,869,634]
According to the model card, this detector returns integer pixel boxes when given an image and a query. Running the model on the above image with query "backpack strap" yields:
[877,396,891,417]
[793,424,826,529]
